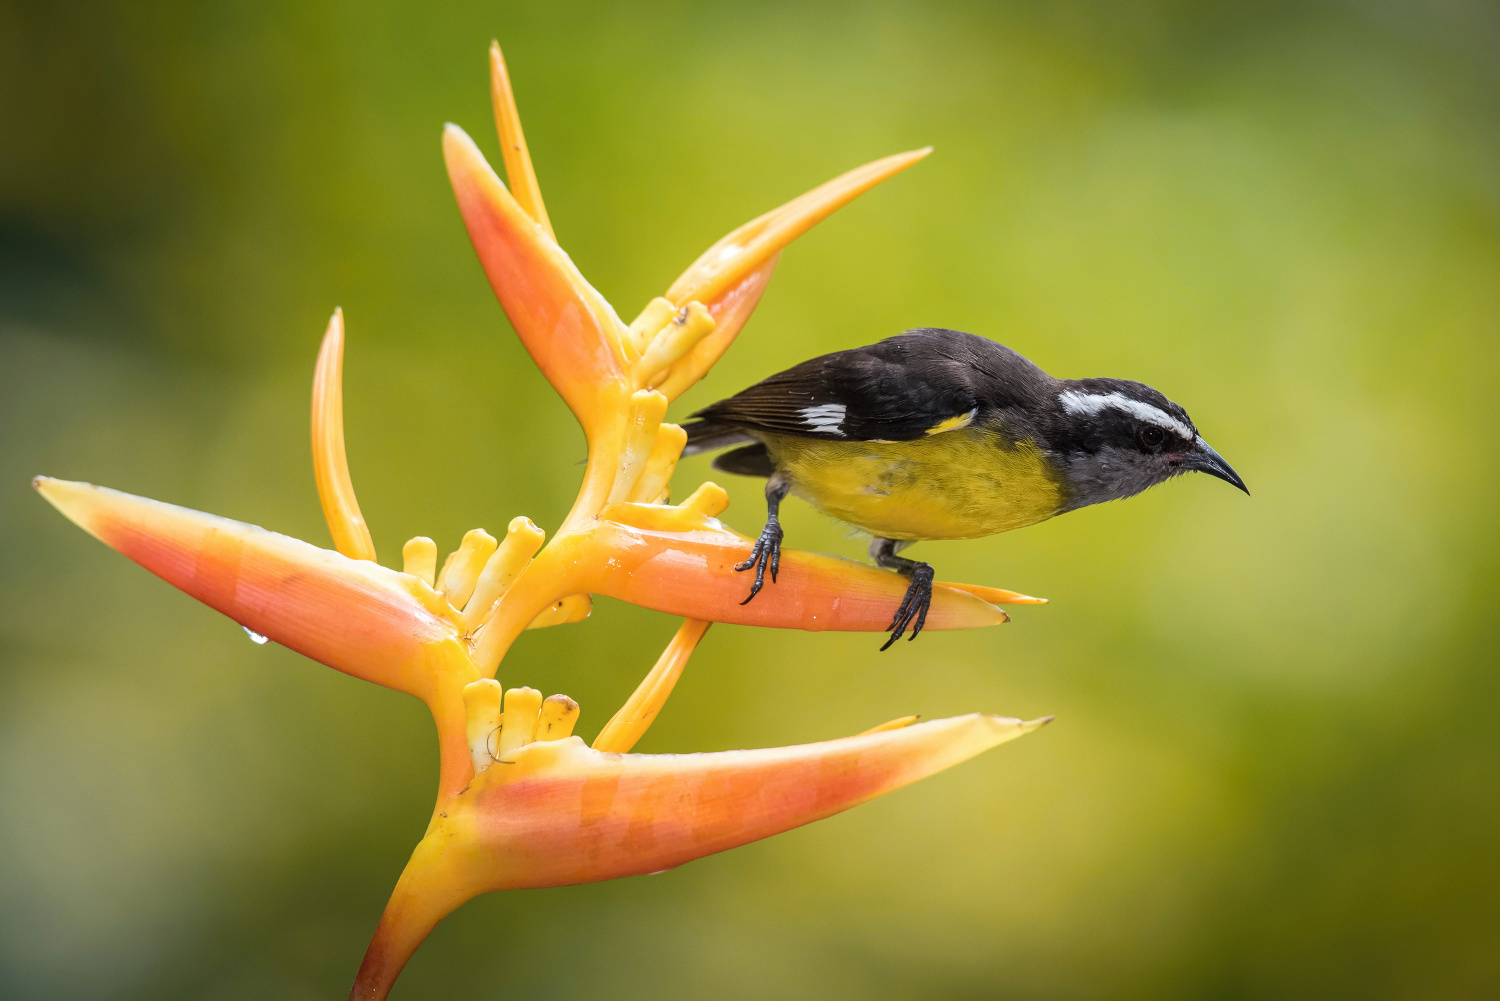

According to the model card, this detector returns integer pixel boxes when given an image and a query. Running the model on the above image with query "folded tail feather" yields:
[712,443,775,478]
[681,420,754,457]
[681,421,773,478]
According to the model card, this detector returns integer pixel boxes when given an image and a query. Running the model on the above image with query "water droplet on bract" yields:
[243,627,269,645]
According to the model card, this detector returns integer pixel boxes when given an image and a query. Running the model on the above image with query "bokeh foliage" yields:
[2,1,1498,998]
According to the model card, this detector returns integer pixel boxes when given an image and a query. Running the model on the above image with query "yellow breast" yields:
[765,429,1065,541]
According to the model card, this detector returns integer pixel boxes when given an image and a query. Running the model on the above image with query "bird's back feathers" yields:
[685,328,1054,447]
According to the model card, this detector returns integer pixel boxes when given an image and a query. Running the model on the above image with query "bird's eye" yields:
[1138,425,1165,450]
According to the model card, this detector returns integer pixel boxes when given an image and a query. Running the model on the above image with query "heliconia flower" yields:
[34,42,1053,1001]
[350,696,1047,998]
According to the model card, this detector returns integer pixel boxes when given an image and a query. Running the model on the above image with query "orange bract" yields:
[351,714,1046,998]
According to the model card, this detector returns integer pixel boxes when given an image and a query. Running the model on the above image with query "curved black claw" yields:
[734,522,783,604]
[880,563,934,651]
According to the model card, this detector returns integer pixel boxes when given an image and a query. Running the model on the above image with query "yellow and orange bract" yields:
[34,42,1050,1001]
[353,713,1045,998]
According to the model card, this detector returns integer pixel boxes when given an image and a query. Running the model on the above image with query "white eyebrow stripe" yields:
[1058,390,1194,440]
[800,403,846,433]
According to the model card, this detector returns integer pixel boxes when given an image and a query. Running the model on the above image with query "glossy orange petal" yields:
[582,519,1010,632]
[443,124,629,431]
[351,712,1047,998]
[33,478,471,701]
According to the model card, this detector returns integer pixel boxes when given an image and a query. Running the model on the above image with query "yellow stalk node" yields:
[463,679,504,775]
[462,517,546,631]
[626,424,687,504]
[593,619,710,753]
[537,694,580,741]
[310,308,378,562]
[526,593,592,630]
[436,529,498,608]
[634,302,715,389]
[498,686,544,757]
[608,390,669,505]
[401,537,438,587]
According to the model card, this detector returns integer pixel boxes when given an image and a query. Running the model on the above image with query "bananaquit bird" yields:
[682,327,1248,649]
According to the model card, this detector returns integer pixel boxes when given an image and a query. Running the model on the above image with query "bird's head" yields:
[1046,378,1248,512]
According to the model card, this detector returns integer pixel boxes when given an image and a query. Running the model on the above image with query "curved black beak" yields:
[1188,437,1249,495]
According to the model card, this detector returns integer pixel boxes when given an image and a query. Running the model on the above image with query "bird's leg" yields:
[735,472,790,604]
[870,537,934,651]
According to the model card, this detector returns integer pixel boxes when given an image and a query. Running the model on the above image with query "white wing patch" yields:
[800,403,846,434]
[1058,390,1194,441]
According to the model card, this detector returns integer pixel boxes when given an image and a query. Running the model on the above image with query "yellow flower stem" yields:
[470,533,592,675]
[350,827,476,1001]
[430,677,482,807]
[559,381,633,533]
[593,618,711,753]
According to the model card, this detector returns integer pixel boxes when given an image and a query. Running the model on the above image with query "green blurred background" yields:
[3,1,1498,998]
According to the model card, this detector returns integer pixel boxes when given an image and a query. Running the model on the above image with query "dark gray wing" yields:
[686,328,1052,443]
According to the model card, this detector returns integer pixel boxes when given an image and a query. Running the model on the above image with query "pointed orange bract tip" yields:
[443,124,629,431]
[489,41,553,240]
[938,581,1048,605]
[32,477,470,700]
[666,147,931,310]
[311,308,377,562]
[858,714,920,735]
[583,520,1009,632]
[648,149,928,398]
